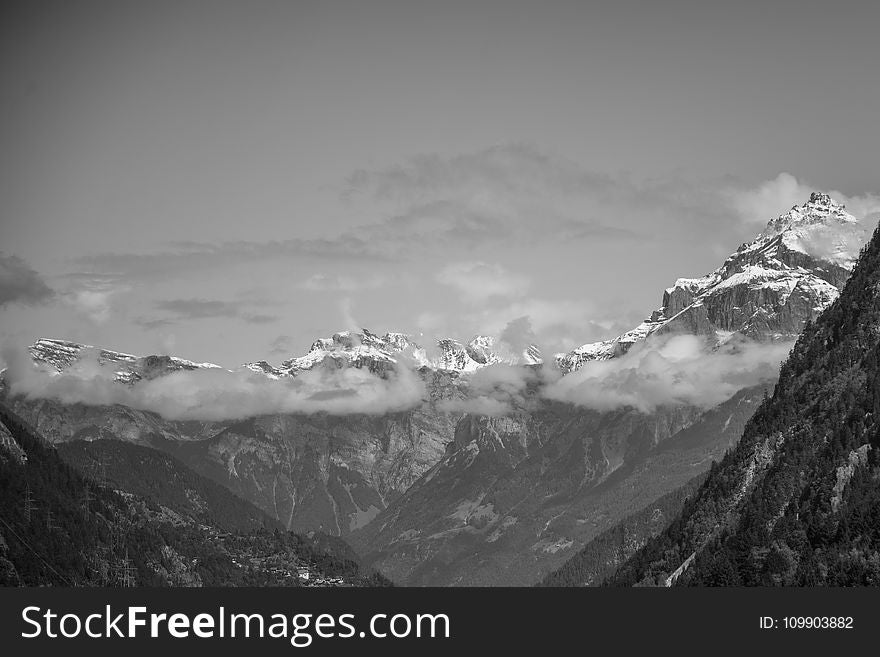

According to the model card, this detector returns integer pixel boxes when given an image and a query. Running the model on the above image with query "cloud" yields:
[68,146,879,289]
[420,298,632,355]
[344,143,640,246]
[437,363,546,417]
[727,172,880,227]
[487,299,615,351]
[244,313,279,325]
[436,261,530,304]
[136,298,280,327]
[300,273,387,292]
[71,144,641,282]
[268,335,292,356]
[339,297,359,332]
[0,330,792,421]
[3,345,426,421]
[156,299,241,319]
[59,276,126,324]
[498,316,537,355]
[74,235,397,281]
[344,143,615,202]
[544,334,791,413]
[0,254,54,307]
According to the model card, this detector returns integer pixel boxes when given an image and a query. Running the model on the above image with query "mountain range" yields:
[0,404,390,587]
[0,192,870,586]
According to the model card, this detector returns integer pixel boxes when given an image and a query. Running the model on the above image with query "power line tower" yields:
[23,483,36,523]
[94,544,111,586]
[108,524,122,557]
[120,549,135,587]
[89,453,110,488]
[45,508,58,532]
[81,485,93,520]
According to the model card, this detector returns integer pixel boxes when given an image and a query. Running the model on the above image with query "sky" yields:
[1,0,879,367]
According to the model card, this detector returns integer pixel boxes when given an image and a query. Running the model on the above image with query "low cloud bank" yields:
[3,332,792,421]
[438,361,559,417]
[3,346,425,421]
[0,254,54,307]
[543,334,791,413]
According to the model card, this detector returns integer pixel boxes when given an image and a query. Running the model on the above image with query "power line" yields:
[22,483,36,523]
[0,516,75,586]
[82,485,93,519]
[45,509,58,532]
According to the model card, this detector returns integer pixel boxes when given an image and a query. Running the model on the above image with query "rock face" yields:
[558,193,865,372]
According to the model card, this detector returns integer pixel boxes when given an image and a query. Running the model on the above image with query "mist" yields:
[3,346,426,421]
[543,334,792,413]
[2,330,793,421]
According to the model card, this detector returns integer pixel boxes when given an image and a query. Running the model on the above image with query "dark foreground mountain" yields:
[0,406,390,587]
[608,222,880,586]
[57,439,281,532]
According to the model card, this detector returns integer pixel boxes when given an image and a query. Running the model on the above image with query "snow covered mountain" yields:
[557,193,866,373]
[245,329,542,378]
[28,194,860,384]
[28,332,541,382]
[28,338,221,383]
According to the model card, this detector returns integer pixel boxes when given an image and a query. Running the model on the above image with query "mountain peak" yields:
[27,337,222,383]
[558,193,868,373]
[264,329,544,377]
[809,191,834,206]
[760,192,857,240]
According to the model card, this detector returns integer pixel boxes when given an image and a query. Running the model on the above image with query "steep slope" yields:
[609,221,880,586]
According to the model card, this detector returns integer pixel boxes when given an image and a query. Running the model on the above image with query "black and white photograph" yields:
[1,0,879,651]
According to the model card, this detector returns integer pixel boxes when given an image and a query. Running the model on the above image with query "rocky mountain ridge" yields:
[558,192,865,372]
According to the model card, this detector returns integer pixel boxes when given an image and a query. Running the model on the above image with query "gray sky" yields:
[2,0,879,366]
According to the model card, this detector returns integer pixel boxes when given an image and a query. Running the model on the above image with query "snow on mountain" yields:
[245,329,543,377]
[26,330,543,383]
[556,193,867,373]
[28,338,221,383]
[23,194,865,383]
